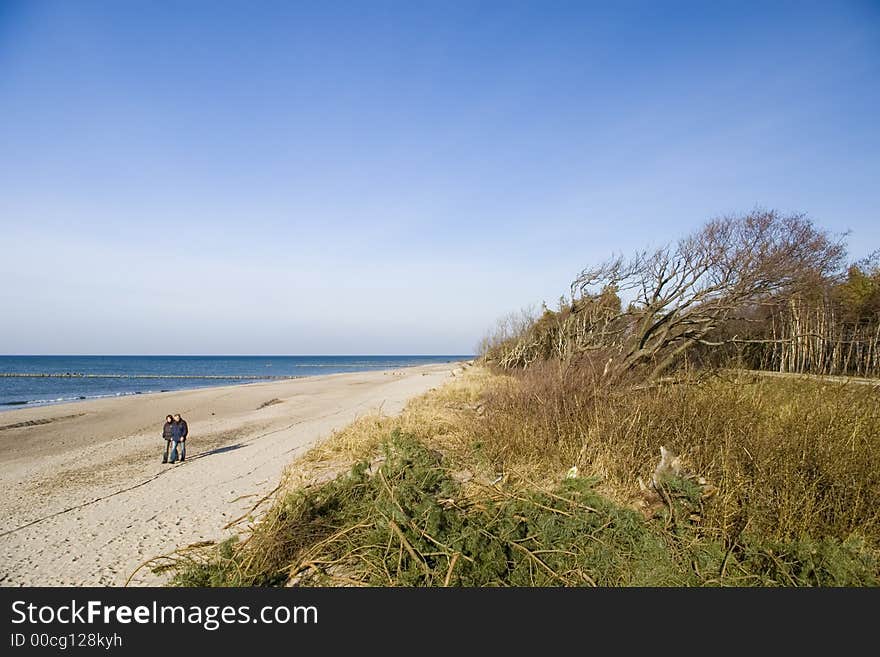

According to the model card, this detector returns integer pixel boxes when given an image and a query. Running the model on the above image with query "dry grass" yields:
[282,364,495,492]
[472,361,880,548]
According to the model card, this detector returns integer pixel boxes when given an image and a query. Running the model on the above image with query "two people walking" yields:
[161,413,188,464]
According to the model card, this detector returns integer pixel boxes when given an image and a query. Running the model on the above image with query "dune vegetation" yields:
[161,212,879,586]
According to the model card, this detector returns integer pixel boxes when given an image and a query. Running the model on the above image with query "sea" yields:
[0,355,471,410]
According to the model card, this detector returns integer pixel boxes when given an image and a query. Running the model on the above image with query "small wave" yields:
[0,389,167,409]
[2,396,80,407]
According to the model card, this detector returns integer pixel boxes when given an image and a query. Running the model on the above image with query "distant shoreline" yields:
[0,364,466,413]
[0,355,472,412]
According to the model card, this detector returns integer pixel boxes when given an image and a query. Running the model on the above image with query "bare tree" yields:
[477,306,540,358]
[570,211,846,379]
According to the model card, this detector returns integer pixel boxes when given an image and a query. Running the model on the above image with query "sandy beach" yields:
[0,362,459,586]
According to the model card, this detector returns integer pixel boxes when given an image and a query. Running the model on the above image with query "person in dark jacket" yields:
[171,413,188,463]
[161,415,174,463]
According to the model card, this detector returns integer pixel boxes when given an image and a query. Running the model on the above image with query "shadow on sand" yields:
[188,443,246,462]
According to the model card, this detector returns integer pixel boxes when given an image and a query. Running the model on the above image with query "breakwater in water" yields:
[0,373,300,379]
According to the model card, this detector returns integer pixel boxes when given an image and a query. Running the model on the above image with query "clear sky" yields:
[1,1,878,355]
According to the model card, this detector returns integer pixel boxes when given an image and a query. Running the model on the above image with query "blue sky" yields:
[1,1,878,354]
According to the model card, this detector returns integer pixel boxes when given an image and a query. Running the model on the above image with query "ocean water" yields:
[0,355,470,410]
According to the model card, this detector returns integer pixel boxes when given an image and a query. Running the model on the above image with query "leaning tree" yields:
[569,210,846,379]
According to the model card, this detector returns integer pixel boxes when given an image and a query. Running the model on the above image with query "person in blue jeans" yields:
[169,413,188,463]
[161,415,174,463]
